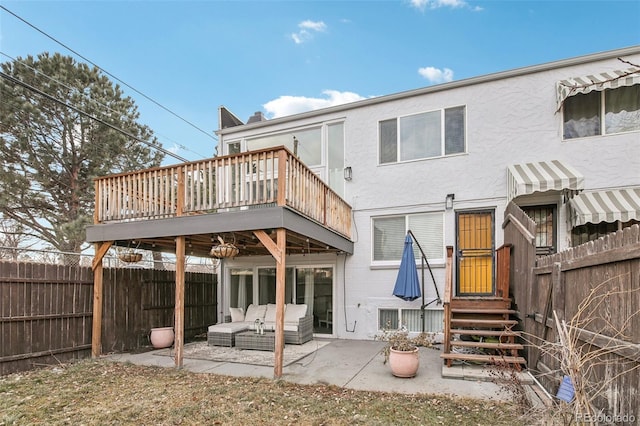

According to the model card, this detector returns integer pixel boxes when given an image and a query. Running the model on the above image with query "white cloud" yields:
[291,20,327,44]
[299,20,327,32]
[418,66,454,84]
[409,0,482,11]
[263,90,368,118]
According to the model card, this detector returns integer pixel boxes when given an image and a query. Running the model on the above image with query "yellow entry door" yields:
[457,211,495,295]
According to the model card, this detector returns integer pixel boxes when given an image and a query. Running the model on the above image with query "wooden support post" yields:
[91,241,113,358]
[253,228,287,378]
[174,236,186,368]
[274,228,286,378]
[443,246,453,367]
[551,262,564,323]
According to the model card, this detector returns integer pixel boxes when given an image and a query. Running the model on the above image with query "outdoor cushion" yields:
[244,304,267,323]
[208,322,248,333]
[284,304,307,323]
[262,322,302,332]
[264,303,279,323]
[229,307,245,322]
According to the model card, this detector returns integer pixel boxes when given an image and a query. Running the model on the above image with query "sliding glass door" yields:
[228,266,333,335]
[296,267,333,334]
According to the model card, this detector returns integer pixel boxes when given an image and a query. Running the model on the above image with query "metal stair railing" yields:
[406,230,442,333]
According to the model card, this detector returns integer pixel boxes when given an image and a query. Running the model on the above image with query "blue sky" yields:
[2,0,639,163]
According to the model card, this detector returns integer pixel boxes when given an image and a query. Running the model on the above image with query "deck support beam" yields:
[91,241,113,358]
[174,235,186,368]
[254,228,286,378]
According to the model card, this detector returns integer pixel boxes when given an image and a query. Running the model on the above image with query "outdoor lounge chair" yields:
[207,303,313,346]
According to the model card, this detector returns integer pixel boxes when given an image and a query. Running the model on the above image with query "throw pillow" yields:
[229,307,245,322]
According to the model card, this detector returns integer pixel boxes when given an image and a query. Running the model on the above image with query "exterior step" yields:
[451,308,517,315]
[440,352,527,365]
[450,341,523,350]
[450,328,520,337]
[450,318,518,328]
[450,298,511,310]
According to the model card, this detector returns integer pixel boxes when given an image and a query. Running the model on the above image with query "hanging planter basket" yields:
[210,236,239,259]
[119,252,143,263]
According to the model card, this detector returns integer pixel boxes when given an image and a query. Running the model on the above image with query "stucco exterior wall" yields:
[218,48,640,341]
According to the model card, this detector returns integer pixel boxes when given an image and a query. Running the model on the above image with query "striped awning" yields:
[569,188,640,227]
[507,160,584,202]
[556,67,640,110]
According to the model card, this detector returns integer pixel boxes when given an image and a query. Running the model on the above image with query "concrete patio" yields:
[103,339,537,402]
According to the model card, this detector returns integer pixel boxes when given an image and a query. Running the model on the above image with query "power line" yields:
[1,70,189,162]
[0,51,209,160]
[0,5,218,142]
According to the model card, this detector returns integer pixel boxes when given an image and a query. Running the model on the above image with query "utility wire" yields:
[1,70,189,162]
[0,5,217,142]
[0,51,209,160]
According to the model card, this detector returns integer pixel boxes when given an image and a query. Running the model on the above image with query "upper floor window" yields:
[563,84,640,139]
[372,212,444,264]
[223,121,346,197]
[247,127,322,167]
[379,106,465,164]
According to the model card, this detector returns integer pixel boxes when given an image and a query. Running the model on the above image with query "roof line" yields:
[217,45,640,136]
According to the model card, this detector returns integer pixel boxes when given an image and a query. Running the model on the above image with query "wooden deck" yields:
[93,146,351,239]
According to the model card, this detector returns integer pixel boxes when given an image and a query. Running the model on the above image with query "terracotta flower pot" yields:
[388,347,419,378]
[150,327,174,349]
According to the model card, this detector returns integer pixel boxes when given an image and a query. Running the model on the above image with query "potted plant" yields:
[376,324,438,378]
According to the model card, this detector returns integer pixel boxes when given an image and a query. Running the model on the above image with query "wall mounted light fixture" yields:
[344,166,353,181]
[445,193,455,210]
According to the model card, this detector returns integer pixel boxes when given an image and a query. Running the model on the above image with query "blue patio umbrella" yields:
[392,234,421,301]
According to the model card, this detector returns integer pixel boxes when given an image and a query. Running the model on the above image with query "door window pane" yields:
[327,122,345,198]
[247,127,322,166]
[296,267,333,334]
[258,267,294,304]
[229,269,253,311]
[522,205,556,255]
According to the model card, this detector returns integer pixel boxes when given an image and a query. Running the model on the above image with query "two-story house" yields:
[87,46,639,372]
[212,45,639,340]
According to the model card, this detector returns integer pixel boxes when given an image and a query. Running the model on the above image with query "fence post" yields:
[551,262,565,323]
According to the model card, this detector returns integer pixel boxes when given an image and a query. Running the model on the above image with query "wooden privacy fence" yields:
[0,261,217,375]
[504,202,639,417]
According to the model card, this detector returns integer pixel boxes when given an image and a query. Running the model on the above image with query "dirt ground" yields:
[0,360,524,425]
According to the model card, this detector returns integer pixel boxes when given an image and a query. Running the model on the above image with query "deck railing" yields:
[93,146,352,238]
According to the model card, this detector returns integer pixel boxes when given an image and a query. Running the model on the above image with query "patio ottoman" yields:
[207,322,249,347]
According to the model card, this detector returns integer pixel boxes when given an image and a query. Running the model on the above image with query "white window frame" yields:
[371,212,445,266]
[562,84,640,140]
[378,308,444,333]
[223,120,346,197]
[378,105,466,164]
